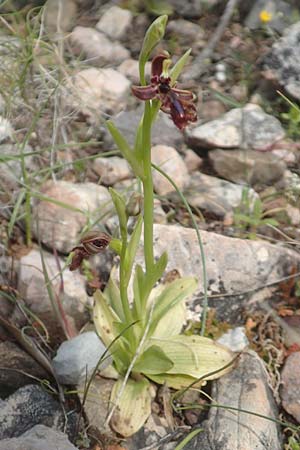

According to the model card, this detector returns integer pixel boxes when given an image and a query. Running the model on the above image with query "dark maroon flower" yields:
[69,231,111,271]
[132,54,197,130]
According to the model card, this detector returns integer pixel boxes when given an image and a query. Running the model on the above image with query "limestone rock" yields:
[209,148,286,185]
[0,384,76,440]
[93,156,132,186]
[184,149,203,173]
[32,180,112,253]
[149,224,300,294]
[66,67,130,120]
[118,59,151,84]
[44,0,77,35]
[69,26,129,66]
[281,351,300,422]
[52,332,111,385]
[0,425,78,450]
[186,104,285,150]
[167,0,203,18]
[0,116,13,142]
[96,6,133,40]
[17,248,91,333]
[151,145,189,195]
[181,172,258,218]
[263,21,300,100]
[0,342,48,398]
[184,351,281,450]
[104,105,184,150]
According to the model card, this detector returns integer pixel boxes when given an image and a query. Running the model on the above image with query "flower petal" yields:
[131,84,158,101]
[171,87,194,101]
[151,54,169,78]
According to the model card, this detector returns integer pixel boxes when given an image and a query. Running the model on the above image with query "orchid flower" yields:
[132,54,198,130]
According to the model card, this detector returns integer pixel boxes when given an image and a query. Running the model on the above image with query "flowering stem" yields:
[142,101,154,272]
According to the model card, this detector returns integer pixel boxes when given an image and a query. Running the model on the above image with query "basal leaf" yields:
[149,334,233,380]
[151,301,186,339]
[148,277,197,337]
[103,269,124,321]
[110,377,153,437]
[133,345,173,374]
[147,372,202,390]
[93,290,128,367]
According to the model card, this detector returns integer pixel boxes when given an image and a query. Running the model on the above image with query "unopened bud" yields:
[126,192,143,217]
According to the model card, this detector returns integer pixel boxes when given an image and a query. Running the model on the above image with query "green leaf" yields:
[149,335,233,380]
[93,290,129,367]
[148,277,197,337]
[106,120,143,178]
[139,252,168,310]
[93,290,119,346]
[109,188,128,239]
[133,345,173,374]
[139,15,168,85]
[147,372,201,390]
[170,48,191,84]
[103,270,124,321]
[151,300,186,339]
[110,377,153,437]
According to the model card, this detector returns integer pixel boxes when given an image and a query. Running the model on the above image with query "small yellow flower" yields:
[259,10,272,23]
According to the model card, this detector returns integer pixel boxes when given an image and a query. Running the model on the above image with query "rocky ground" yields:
[1,0,300,449]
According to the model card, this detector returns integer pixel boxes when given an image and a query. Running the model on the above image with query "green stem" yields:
[142,101,154,272]
[119,233,132,324]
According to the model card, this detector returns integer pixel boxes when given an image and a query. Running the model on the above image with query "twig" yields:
[183,0,240,81]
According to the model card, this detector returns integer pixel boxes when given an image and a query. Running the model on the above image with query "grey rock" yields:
[184,351,281,450]
[17,248,91,332]
[118,59,151,84]
[78,376,114,433]
[167,19,205,49]
[93,156,132,186]
[151,145,189,195]
[281,351,300,422]
[44,0,77,35]
[0,341,48,398]
[0,424,78,450]
[31,180,113,253]
[184,149,203,173]
[186,104,285,150]
[0,384,76,440]
[181,172,258,218]
[69,26,129,66]
[104,106,184,150]
[217,326,249,352]
[0,143,34,192]
[96,5,133,40]
[245,0,296,34]
[209,148,286,185]
[66,67,130,120]
[135,224,300,321]
[52,331,111,385]
[0,117,12,142]
[167,0,202,18]
[263,21,300,100]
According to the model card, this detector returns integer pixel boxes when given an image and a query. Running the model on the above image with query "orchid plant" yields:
[70,15,233,437]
